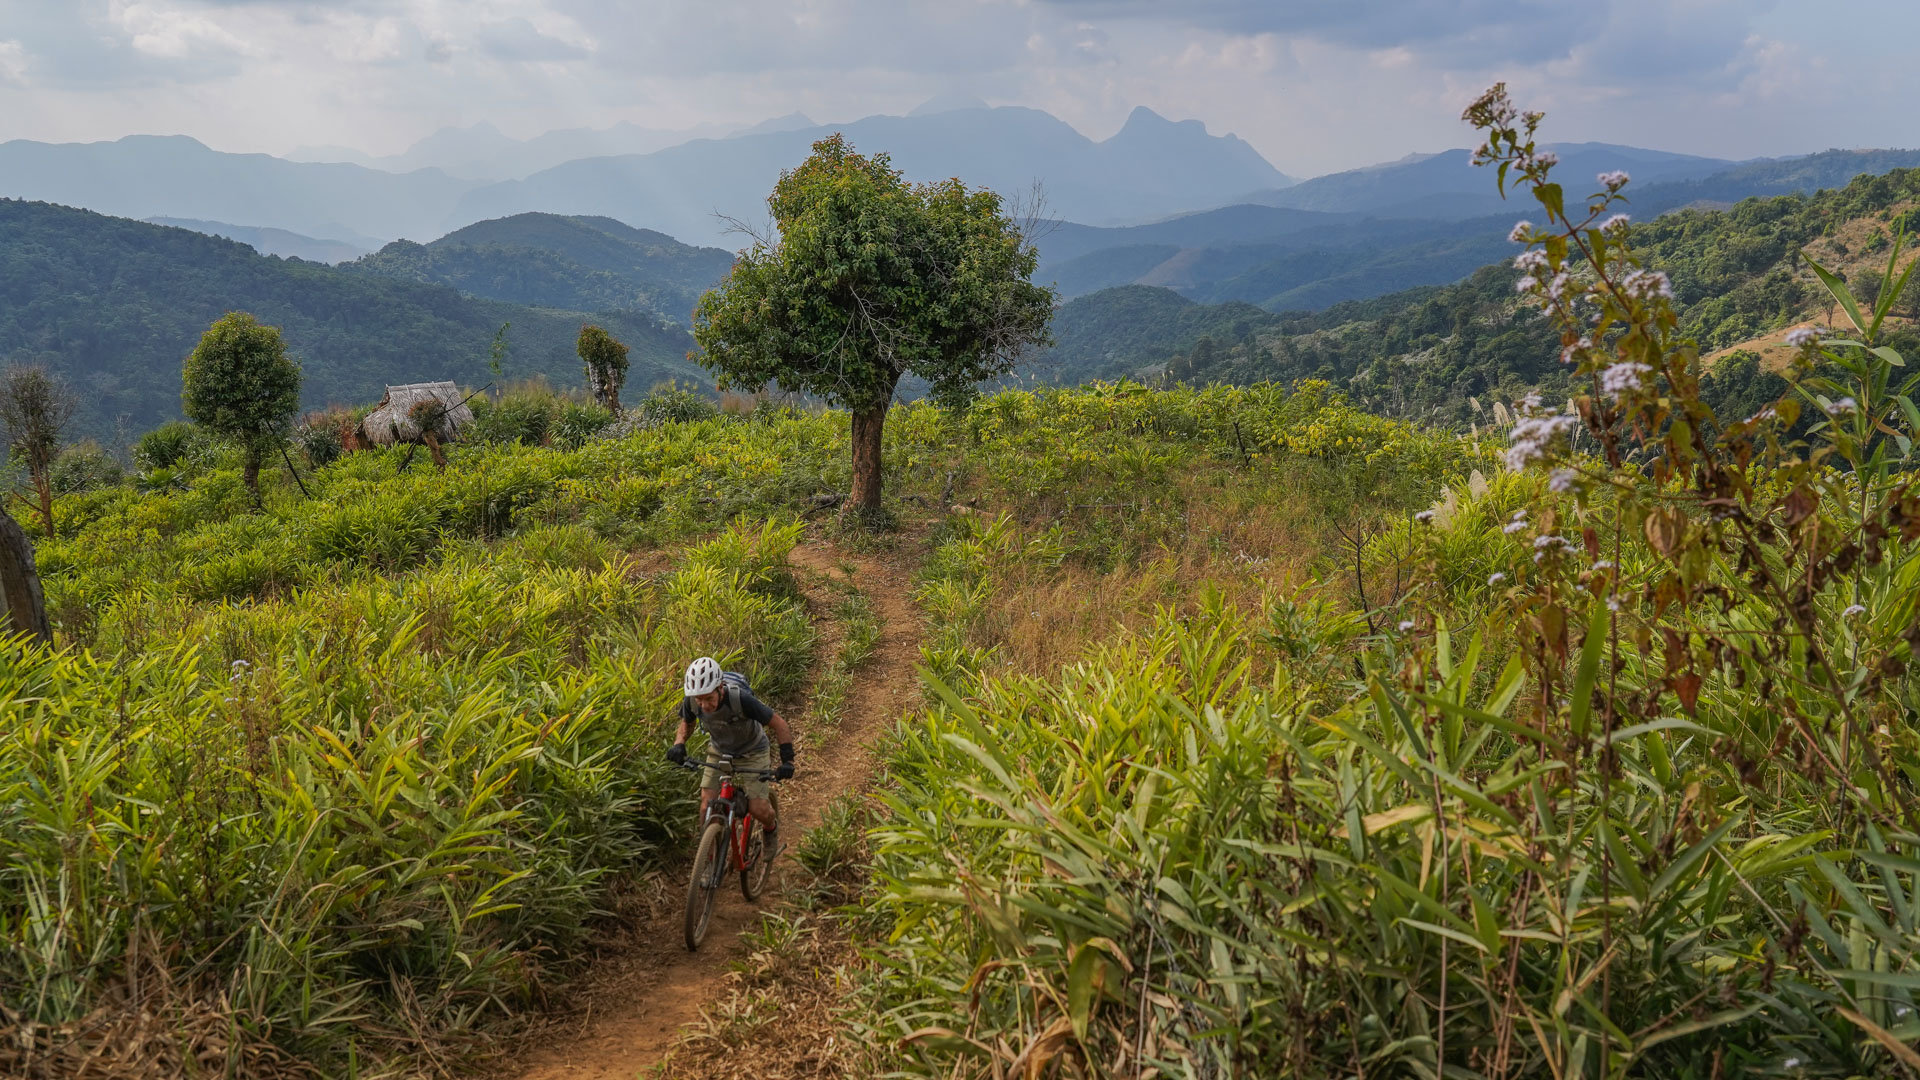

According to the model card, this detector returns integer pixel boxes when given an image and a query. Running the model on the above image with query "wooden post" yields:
[0,509,51,644]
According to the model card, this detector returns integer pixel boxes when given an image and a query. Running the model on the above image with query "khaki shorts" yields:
[701,744,772,800]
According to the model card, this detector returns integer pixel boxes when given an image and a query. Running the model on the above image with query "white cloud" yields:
[0,0,1911,178]
[0,39,27,86]
[116,1,255,59]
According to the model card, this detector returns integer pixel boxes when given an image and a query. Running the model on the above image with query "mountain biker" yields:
[665,657,795,853]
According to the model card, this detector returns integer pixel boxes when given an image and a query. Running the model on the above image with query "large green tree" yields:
[693,135,1055,514]
[182,312,302,501]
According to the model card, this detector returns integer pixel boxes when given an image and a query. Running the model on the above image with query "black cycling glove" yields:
[775,741,795,780]
[666,742,688,766]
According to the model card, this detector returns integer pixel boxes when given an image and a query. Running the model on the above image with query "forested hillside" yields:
[0,201,701,438]
[1039,148,1920,316]
[1047,166,1920,423]
[343,213,736,325]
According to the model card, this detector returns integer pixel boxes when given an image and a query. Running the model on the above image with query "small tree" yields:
[0,365,74,538]
[577,324,630,414]
[182,312,302,502]
[693,135,1055,515]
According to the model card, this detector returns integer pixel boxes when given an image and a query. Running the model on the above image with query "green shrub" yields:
[47,441,122,493]
[133,420,198,469]
[303,487,448,571]
[469,389,557,445]
[552,401,615,448]
[633,384,719,427]
[293,418,345,467]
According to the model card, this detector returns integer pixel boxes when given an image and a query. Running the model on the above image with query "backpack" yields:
[719,669,754,713]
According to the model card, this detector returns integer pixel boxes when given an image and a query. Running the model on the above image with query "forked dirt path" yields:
[502,539,921,1080]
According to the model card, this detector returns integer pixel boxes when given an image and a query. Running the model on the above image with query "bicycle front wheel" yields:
[684,820,725,951]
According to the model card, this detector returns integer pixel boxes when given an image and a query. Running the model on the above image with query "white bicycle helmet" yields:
[683,656,724,697]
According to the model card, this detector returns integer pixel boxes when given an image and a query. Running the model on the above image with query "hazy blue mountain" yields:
[144,218,373,263]
[1248,143,1734,220]
[343,212,735,325]
[1038,204,1343,265]
[733,113,818,136]
[0,199,699,438]
[448,104,1294,245]
[0,134,472,241]
[293,119,741,181]
[1036,204,1488,303]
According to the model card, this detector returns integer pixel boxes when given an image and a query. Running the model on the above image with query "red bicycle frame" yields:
[711,775,754,874]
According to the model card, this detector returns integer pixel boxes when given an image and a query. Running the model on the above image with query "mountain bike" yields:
[679,756,782,950]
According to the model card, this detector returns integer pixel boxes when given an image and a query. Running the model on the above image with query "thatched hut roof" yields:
[361,382,474,447]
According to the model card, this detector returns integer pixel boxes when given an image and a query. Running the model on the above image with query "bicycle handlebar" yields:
[678,758,783,781]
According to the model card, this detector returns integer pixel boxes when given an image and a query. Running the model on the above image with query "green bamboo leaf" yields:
[1632,1006,1762,1055]
[1413,692,1567,756]
[1469,887,1503,953]
[1816,857,1903,945]
[1647,817,1736,909]
[1869,231,1915,338]
[1607,716,1712,743]
[1570,600,1608,742]
[1398,917,1490,953]
[1803,249,1870,337]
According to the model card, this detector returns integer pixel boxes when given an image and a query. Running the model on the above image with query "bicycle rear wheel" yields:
[741,790,779,902]
[684,820,725,950]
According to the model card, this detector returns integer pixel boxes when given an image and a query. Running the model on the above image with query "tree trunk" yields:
[243,453,262,503]
[32,470,53,539]
[424,431,447,470]
[849,405,888,513]
[0,509,51,644]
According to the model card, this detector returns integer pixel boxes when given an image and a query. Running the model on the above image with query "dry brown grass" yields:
[963,473,1329,678]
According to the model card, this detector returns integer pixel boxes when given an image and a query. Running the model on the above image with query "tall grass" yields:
[841,94,1920,1079]
[0,521,813,1074]
[3,376,1485,1074]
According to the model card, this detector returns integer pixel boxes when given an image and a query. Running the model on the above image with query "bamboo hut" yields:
[361,382,474,468]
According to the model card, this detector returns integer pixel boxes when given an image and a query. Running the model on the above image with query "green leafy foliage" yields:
[577,323,630,413]
[695,135,1054,413]
[181,312,301,497]
[694,135,1055,511]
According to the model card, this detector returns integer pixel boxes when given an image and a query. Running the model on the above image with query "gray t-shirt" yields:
[679,683,774,757]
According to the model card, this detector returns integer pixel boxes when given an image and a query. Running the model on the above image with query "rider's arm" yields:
[673,715,693,748]
[767,711,793,748]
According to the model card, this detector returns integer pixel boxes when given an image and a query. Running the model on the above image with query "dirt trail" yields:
[502,539,921,1080]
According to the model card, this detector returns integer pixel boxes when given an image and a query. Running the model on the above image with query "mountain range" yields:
[448,103,1291,245]
[1244,142,1735,219]
[0,101,1290,247]
[1032,146,1920,313]
[288,117,789,181]
[0,200,699,438]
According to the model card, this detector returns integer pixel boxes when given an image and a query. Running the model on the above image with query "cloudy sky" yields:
[1,0,1914,178]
